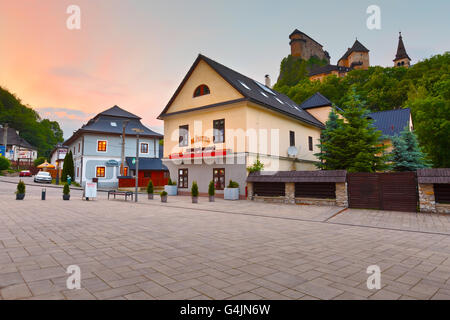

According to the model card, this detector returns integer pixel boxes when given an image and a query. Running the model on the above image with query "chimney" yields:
[264,74,271,88]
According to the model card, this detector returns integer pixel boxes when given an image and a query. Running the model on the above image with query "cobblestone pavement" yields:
[0,182,449,300]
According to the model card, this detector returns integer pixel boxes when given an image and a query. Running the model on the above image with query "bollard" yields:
[41,188,46,200]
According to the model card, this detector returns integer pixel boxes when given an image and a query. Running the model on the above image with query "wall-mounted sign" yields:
[190,136,210,144]
[58,148,67,160]
[0,146,5,157]
[106,159,119,166]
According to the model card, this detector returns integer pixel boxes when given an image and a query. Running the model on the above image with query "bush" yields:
[208,180,215,196]
[0,156,10,170]
[63,183,70,195]
[168,178,177,186]
[16,180,25,194]
[247,158,264,173]
[227,180,239,188]
[33,157,46,167]
[191,181,199,197]
[160,191,168,196]
[147,180,154,194]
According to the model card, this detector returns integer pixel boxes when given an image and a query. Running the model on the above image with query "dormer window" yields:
[193,85,210,97]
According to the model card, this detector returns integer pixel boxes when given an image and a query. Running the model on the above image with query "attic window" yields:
[110,122,117,127]
[193,84,210,97]
[260,91,268,98]
[275,97,284,104]
[239,80,251,90]
[255,81,275,95]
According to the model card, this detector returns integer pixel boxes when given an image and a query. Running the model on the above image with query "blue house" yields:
[64,106,167,188]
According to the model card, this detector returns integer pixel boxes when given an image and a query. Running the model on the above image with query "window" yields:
[78,143,80,153]
[179,125,189,147]
[97,140,107,152]
[213,168,225,190]
[110,122,117,127]
[124,167,128,176]
[77,167,79,178]
[143,171,151,178]
[140,143,149,154]
[96,166,105,177]
[193,84,210,97]
[213,119,225,143]
[290,131,295,147]
[73,147,76,154]
[178,169,188,188]
[308,136,313,151]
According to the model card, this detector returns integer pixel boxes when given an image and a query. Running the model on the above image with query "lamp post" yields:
[132,128,144,202]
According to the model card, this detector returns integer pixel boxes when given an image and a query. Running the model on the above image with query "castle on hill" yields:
[288,29,411,82]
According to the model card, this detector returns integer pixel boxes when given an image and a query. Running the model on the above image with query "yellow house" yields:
[158,54,324,197]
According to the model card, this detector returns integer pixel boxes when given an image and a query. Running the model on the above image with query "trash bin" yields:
[67,175,72,185]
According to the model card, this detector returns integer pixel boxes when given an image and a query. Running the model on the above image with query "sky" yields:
[1,0,449,139]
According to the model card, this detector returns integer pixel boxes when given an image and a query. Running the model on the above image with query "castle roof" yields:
[394,32,411,61]
[158,54,324,129]
[289,29,323,47]
[309,64,352,77]
[338,39,369,62]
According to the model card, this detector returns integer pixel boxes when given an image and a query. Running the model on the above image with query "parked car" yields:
[34,171,52,183]
[19,170,32,177]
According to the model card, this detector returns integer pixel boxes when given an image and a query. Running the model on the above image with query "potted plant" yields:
[160,191,168,203]
[147,180,154,200]
[164,178,178,196]
[191,181,199,203]
[16,180,25,200]
[63,183,70,200]
[208,180,215,202]
[224,180,240,200]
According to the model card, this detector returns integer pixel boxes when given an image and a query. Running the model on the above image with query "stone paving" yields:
[0,181,449,300]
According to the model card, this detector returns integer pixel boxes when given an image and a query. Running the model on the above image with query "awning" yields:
[125,157,168,171]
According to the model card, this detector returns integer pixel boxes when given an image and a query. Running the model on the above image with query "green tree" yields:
[33,156,47,167]
[61,150,74,182]
[315,92,389,172]
[0,156,10,170]
[390,128,431,171]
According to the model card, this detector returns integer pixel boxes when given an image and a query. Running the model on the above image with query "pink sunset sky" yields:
[1,0,448,138]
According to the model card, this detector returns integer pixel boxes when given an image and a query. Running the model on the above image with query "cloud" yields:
[36,107,94,139]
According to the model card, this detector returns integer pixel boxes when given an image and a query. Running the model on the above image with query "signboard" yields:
[106,159,119,166]
[85,182,97,198]
[0,146,5,157]
[18,150,32,159]
[57,148,67,160]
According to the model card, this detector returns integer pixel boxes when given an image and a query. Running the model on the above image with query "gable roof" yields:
[125,157,168,171]
[309,64,352,77]
[64,106,161,146]
[299,92,332,110]
[95,105,141,120]
[0,127,36,149]
[338,39,369,62]
[394,32,411,61]
[289,29,323,47]
[158,54,324,128]
[368,108,411,137]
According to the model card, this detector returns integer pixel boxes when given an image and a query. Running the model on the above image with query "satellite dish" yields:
[287,146,298,158]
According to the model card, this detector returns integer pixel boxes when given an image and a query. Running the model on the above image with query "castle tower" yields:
[337,39,370,70]
[394,32,411,67]
[289,29,330,63]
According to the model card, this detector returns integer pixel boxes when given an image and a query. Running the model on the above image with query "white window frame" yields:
[97,140,108,153]
[95,165,106,178]
[140,142,149,154]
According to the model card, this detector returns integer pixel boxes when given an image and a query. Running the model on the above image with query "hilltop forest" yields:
[274,53,450,168]
[0,86,64,158]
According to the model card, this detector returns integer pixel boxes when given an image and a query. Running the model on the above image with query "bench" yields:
[108,190,134,201]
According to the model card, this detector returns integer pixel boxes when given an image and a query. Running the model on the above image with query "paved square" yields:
[0,180,449,300]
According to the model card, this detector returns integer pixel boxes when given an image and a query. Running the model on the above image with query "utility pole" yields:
[120,120,129,176]
[132,128,144,202]
[2,123,7,158]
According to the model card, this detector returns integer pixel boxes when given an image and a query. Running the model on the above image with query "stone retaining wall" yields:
[418,183,435,213]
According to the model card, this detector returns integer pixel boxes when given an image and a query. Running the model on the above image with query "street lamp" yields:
[132,128,144,202]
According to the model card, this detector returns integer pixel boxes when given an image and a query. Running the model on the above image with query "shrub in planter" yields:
[208,180,215,202]
[224,180,240,200]
[16,180,25,200]
[160,191,168,203]
[0,156,11,171]
[191,181,199,203]
[63,183,70,200]
[164,178,178,196]
[147,180,154,200]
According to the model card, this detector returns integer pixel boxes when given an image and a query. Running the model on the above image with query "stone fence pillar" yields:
[418,183,436,213]
[285,182,295,204]
[247,182,253,200]
[335,182,348,207]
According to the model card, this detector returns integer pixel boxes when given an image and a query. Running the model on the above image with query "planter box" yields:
[224,187,240,200]
[16,193,25,200]
[164,185,178,196]
[63,194,70,200]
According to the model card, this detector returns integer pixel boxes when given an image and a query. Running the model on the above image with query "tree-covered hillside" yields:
[0,87,64,158]
[274,53,450,168]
